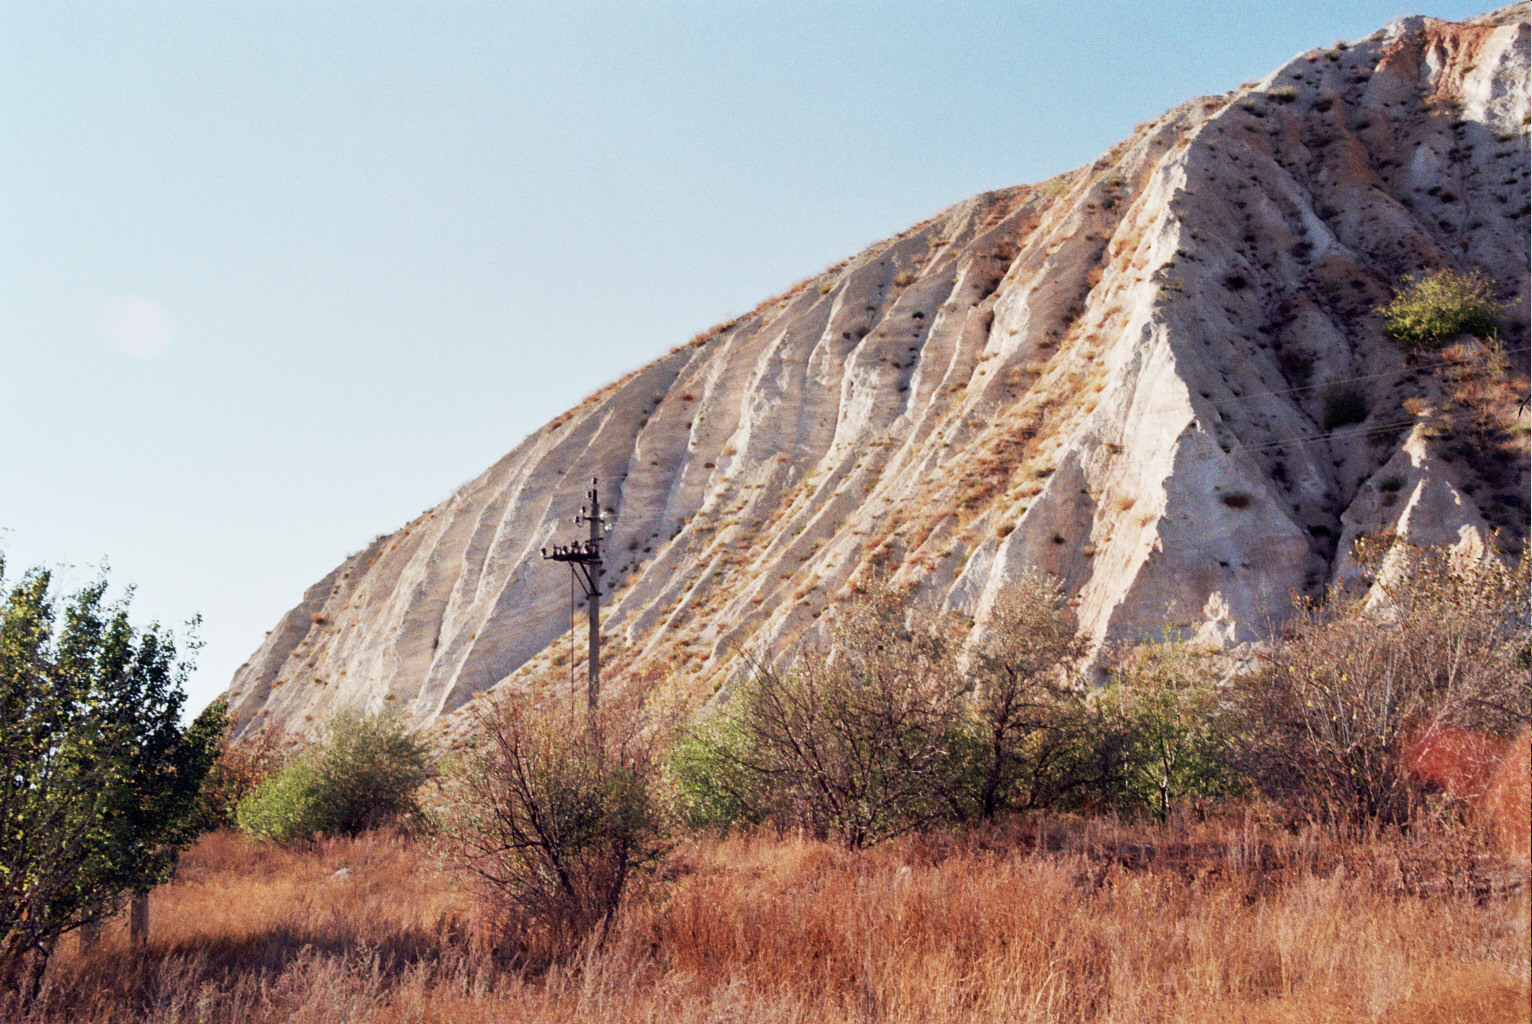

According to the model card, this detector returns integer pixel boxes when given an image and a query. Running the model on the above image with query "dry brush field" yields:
[12,811,1528,1024]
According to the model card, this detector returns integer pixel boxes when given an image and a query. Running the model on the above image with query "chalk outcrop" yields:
[229,7,1530,740]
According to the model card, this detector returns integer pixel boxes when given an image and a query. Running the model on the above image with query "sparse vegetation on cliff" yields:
[1379,268,1502,350]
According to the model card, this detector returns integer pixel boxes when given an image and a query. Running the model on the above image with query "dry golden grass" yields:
[10,814,1528,1023]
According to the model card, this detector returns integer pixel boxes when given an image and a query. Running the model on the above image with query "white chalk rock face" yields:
[228,7,1530,741]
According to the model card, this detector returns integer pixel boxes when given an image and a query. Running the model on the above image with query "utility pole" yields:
[542,479,609,714]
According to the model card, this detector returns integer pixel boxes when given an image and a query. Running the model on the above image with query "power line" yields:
[1237,418,1421,456]
[1104,344,1529,424]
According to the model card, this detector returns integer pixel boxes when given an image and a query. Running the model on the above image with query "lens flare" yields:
[99,297,174,358]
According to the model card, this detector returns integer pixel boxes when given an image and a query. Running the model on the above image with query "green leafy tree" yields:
[1100,641,1238,818]
[0,559,217,997]
[235,710,431,842]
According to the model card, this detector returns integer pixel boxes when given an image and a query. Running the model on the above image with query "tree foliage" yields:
[1099,641,1239,819]
[717,582,969,848]
[0,560,217,996]
[957,574,1091,819]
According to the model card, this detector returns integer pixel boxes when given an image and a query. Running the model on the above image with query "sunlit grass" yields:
[11,811,1527,1023]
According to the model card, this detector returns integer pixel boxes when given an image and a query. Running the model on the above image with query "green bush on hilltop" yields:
[1378,268,1501,349]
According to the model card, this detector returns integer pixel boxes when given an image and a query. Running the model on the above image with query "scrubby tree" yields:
[235,710,431,842]
[442,694,666,960]
[0,560,218,997]
[723,581,970,848]
[959,574,1089,819]
[1099,641,1238,819]
[1233,544,1529,826]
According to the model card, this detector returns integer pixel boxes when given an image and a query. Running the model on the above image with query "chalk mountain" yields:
[229,7,1530,741]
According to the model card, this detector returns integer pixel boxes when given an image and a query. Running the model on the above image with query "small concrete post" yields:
[79,915,101,951]
[129,891,149,945]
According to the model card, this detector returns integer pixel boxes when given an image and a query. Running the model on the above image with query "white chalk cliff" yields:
[229,7,1530,740]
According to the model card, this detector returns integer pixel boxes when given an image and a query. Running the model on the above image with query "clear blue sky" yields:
[1,1,1495,716]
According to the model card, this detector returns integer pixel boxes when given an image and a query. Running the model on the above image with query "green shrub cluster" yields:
[235,711,431,842]
[1095,642,1239,819]
[1378,268,1501,349]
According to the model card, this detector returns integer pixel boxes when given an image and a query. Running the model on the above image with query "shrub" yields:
[233,757,328,843]
[443,696,665,959]
[1231,544,1529,826]
[665,712,764,833]
[693,580,969,849]
[1322,386,1369,429]
[235,711,431,842]
[1378,269,1501,349]
[191,706,294,832]
[956,573,1092,819]
[676,574,1106,840]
